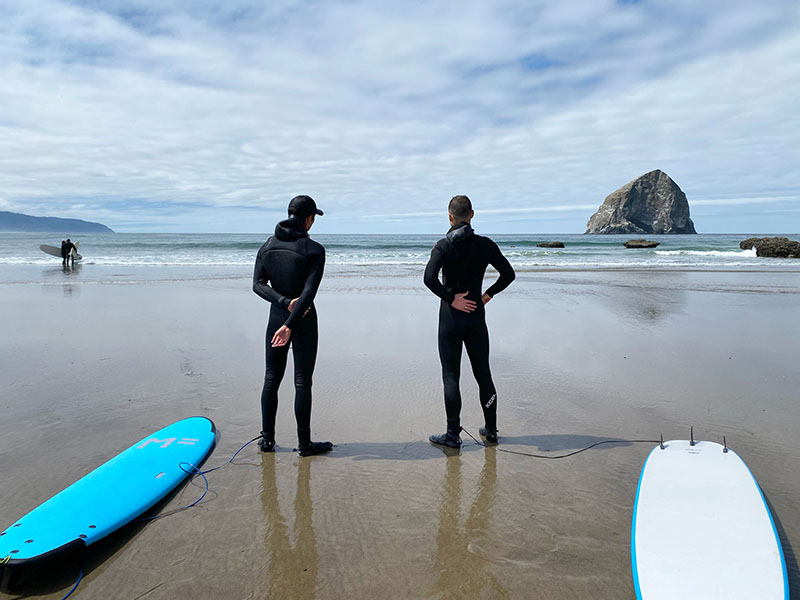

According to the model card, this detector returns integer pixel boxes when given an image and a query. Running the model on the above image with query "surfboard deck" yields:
[0,417,216,584]
[39,244,62,258]
[632,440,788,599]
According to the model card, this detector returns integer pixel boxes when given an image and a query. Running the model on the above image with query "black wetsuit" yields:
[253,216,325,446]
[64,241,75,261]
[423,222,515,434]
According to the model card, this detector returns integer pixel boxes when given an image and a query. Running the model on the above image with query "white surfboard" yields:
[632,440,788,599]
[39,241,81,261]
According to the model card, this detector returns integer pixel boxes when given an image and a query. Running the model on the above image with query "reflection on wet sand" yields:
[599,278,686,324]
[432,449,509,599]
[261,458,318,600]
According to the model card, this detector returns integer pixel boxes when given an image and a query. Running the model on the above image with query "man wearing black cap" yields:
[424,195,515,449]
[253,195,333,457]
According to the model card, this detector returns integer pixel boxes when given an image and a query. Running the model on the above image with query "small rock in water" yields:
[623,239,659,248]
[537,241,565,248]
[739,237,800,258]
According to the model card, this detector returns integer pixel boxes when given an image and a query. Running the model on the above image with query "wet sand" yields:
[1,270,799,598]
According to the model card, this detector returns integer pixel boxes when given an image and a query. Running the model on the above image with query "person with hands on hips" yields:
[423,195,515,449]
[253,195,333,457]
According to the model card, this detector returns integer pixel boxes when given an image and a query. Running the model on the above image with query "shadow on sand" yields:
[324,433,652,461]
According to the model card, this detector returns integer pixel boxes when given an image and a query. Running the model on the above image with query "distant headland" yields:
[0,210,114,233]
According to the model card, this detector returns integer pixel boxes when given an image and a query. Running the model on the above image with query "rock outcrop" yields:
[740,237,800,258]
[537,241,564,248]
[585,170,696,234]
[624,239,659,248]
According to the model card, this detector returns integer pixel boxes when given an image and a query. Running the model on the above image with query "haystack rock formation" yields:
[585,170,696,235]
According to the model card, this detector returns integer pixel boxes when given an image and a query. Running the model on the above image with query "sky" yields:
[0,0,798,233]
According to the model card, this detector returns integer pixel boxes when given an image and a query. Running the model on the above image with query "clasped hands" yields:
[271,298,312,347]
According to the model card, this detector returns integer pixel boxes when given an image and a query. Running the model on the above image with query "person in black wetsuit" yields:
[253,195,333,457]
[64,239,76,265]
[423,195,515,449]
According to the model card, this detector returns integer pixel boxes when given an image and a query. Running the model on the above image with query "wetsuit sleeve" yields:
[484,240,515,298]
[252,251,291,308]
[284,246,325,330]
[423,245,456,305]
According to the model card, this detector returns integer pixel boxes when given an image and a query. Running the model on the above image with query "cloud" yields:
[691,196,799,207]
[0,0,798,232]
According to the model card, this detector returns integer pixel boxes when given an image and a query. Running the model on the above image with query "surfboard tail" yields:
[1,539,85,593]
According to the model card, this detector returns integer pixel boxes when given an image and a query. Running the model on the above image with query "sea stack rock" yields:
[585,170,696,234]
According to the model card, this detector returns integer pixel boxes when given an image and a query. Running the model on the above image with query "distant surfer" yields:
[423,195,515,448]
[60,239,68,265]
[63,238,76,265]
[253,195,333,457]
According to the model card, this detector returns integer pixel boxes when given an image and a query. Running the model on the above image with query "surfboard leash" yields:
[199,435,262,475]
[460,427,662,459]
[134,436,261,524]
[60,568,82,600]
[134,465,210,523]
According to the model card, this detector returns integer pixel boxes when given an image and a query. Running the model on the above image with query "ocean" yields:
[1,232,798,285]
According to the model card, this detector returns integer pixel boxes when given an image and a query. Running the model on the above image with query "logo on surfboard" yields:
[137,437,199,449]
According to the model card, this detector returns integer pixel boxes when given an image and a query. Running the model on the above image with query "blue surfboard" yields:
[0,416,216,581]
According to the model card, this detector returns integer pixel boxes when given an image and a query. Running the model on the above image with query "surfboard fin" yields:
[690,426,695,446]
[659,433,665,450]
[723,436,728,453]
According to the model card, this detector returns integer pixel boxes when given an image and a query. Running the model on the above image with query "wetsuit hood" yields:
[446,222,474,244]
[274,216,309,241]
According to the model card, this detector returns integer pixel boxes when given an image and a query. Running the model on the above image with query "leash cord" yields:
[460,427,661,459]
[135,436,261,523]
[60,568,82,600]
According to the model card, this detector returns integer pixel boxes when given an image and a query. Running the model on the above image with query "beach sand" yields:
[1,270,798,598]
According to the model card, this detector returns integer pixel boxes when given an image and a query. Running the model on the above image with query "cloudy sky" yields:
[1,0,798,233]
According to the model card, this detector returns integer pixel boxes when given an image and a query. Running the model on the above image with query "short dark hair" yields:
[448,195,472,222]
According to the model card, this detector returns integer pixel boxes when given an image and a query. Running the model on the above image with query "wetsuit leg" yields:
[291,310,318,446]
[438,306,464,433]
[464,318,497,432]
[260,312,290,437]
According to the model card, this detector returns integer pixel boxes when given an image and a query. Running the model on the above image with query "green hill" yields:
[0,210,114,233]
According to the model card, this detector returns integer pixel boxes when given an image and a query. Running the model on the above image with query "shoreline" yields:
[2,264,800,282]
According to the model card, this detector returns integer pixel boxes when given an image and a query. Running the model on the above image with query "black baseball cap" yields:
[288,195,323,218]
